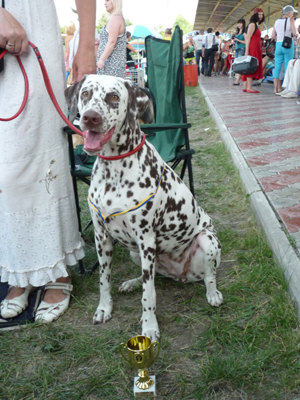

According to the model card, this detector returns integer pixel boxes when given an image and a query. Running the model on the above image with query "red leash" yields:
[0,42,84,137]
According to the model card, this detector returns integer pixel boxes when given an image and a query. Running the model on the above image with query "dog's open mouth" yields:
[83,127,115,153]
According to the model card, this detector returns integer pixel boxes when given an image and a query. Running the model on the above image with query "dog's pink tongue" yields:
[83,127,115,153]
[83,130,104,152]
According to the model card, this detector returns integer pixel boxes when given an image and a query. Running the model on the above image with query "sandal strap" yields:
[1,298,26,311]
[44,282,73,294]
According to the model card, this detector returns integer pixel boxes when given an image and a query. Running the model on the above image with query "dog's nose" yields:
[82,110,101,126]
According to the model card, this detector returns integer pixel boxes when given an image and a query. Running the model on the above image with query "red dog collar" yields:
[97,131,146,161]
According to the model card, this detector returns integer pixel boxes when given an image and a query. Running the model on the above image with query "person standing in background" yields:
[271,5,298,94]
[212,31,221,76]
[64,21,76,75]
[203,28,217,76]
[96,0,126,78]
[165,28,172,41]
[193,30,204,75]
[0,0,96,322]
[241,8,264,93]
[232,18,246,85]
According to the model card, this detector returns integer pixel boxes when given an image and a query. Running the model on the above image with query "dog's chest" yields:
[89,157,158,245]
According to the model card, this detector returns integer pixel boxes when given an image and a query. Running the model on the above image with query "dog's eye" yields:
[111,94,120,101]
[82,91,89,97]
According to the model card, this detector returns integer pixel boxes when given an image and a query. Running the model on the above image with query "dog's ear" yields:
[135,87,149,119]
[124,81,149,129]
[64,76,87,122]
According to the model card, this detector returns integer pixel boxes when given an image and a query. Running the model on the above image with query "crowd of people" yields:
[185,5,300,96]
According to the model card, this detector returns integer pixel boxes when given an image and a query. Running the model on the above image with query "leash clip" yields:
[33,46,41,59]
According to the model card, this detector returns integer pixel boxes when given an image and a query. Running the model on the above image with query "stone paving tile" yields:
[248,146,300,167]
[278,204,300,233]
[226,116,299,129]
[217,103,296,117]
[238,132,300,150]
[230,121,299,136]
[253,156,300,178]
[242,138,300,158]
[267,183,300,208]
[200,76,300,243]
[290,230,300,249]
[260,169,300,192]
[234,128,299,143]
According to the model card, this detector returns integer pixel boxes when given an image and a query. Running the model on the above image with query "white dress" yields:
[0,0,85,287]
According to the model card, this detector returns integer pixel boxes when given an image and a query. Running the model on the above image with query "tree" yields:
[96,13,108,32]
[154,24,165,38]
[60,26,66,34]
[125,18,133,27]
[96,14,133,32]
[173,14,193,35]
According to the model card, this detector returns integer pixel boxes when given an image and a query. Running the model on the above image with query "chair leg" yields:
[78,259,86,275]
[180,159,187,180]
[187,155,195,197]
[72,175,82,233]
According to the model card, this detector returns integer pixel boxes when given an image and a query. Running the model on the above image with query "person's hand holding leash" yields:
[0,7,28,55]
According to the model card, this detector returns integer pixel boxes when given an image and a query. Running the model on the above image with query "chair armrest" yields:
[142,123,191,133]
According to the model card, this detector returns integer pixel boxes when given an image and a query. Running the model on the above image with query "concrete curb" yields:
[199,81,300,317]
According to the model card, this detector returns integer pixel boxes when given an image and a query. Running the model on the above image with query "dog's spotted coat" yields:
[65,75,223,341]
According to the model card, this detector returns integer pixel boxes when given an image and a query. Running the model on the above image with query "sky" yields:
[53,0,198,29]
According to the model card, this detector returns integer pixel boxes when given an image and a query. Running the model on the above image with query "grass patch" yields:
[1,86,300,400]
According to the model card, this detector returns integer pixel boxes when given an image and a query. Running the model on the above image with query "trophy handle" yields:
[119,343,130,364]
[150,341,160,364]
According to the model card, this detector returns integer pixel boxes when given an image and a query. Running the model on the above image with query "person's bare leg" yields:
[6,287,25,299]
[278,79,282,92]
[234,73,241,84]
[273,77,279,93]
[43,276,70,303]
[221,63,227,75]
[6,276,69,303]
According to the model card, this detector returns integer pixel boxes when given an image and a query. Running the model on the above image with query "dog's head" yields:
[65,75,149,155]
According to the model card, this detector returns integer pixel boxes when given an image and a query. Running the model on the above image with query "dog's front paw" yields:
[206,290,223,307]
[142,319,160,342]
[119,277,141,292]
[93,302,113,325]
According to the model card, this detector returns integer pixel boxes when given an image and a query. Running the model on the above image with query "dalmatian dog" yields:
[65,75,223,342]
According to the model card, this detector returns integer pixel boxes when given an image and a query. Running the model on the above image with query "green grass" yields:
[1,86,300,400]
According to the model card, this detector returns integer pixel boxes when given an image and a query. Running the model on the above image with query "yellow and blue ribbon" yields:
[89,164,165,224]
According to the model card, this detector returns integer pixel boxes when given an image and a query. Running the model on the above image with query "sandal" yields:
[35,281,73,323]
[0,285,33,319]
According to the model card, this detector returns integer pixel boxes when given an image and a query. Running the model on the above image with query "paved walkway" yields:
[199,75,300,315]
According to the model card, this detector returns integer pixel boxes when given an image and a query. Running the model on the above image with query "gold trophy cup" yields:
[119,336,160,392]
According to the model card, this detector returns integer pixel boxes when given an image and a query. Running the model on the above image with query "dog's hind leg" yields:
[119,251,142,292]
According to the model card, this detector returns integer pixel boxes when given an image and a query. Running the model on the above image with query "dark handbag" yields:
[232,55,258,75]
[211,35,218,51]
[282,19,292,49]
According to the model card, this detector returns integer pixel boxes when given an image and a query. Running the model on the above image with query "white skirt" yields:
[0,0,85,287]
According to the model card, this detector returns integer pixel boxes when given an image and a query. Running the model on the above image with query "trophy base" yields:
[134,375,156,398]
